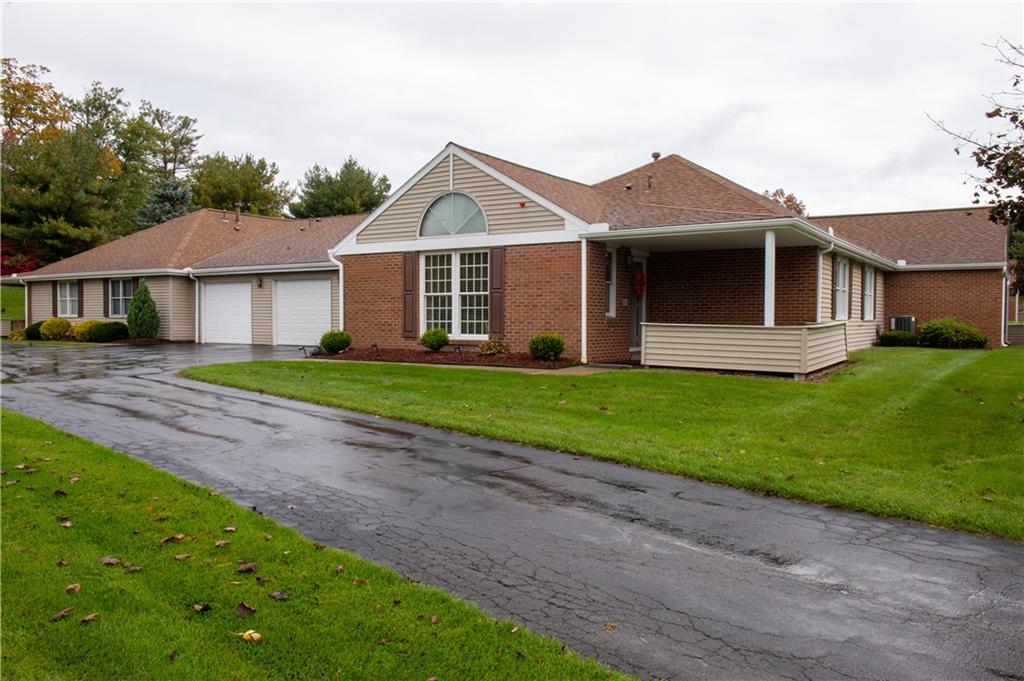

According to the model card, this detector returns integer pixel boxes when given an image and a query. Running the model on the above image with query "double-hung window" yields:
[423,251,489,338]
[57,281,78,317]
[109,278,134,317]
[605,248,617,317]
[833,257,850,321]
[862,266,875,321]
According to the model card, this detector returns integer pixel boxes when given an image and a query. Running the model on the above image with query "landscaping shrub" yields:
[528,332,566,360]
[918,317,987,349]
[24,321,43,340]
[40,317,72,340]
[73,320,102,342]
[420,328,449,351]
[320,329,352,354]
[879,330,918,347]
[127,279,160,338]
[478,338,510,356]
[8,328,26,341]
[88,321,129,343]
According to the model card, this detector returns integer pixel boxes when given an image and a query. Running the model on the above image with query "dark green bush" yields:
[477,338,510,356]
[879,330,918,347]
[528,333,566,360]
[918,318,987,349]
[24,321,43,340]
[127,279,160,338]
[320,329,352,354]
[420,328,449,352]
[89,321,130,343]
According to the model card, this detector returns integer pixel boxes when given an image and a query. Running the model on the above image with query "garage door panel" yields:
[204,282,252,344]
[275,279,331,346]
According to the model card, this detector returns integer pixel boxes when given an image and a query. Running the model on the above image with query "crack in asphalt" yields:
[2,343,1022,681]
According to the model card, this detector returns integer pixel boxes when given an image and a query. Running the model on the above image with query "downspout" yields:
[327,249,344,330]
[13,273,27,325]
[1001,266,1008,347]
[580,239,588,364]
[186,267,199,343]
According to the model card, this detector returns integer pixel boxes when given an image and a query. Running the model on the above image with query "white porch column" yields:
[763,230,776,327]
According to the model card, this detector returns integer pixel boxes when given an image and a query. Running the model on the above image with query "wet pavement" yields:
[2,342,1022,681]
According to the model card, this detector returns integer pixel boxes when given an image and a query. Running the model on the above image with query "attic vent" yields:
[890,315,916,334]
[651,152,661,161]
[624,183,632,191]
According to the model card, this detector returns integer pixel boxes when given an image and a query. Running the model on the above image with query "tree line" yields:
[1,58,390,273]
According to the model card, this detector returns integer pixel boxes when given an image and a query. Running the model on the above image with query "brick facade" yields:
[342,252,422,350]
[884,269,1005,347]
[646,247,819,326]
[586,242,633,364]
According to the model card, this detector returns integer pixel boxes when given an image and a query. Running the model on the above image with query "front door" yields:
[628,257,647,352]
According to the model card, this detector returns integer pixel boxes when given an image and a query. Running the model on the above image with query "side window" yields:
[605,249,616,317]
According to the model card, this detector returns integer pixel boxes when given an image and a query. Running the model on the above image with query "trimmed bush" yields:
[40,317,72,340]
[320,329,352,354]
[127,279,160,338]
[918,317,987,349]
[420,328,449,352]
[24,321,43,340]
[879,330,918,347]
[528,332,566,360]
[478,338,510,356]
[8,328,26,341]
[88,321,129,343]
[73,320,102,342]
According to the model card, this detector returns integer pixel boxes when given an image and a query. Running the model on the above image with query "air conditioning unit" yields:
[890,315,916,334]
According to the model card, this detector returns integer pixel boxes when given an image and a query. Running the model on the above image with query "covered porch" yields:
[585,219,883,378]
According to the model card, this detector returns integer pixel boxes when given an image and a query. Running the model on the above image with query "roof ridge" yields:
[198,207,293,222]
[623,200,776,217]
[661,155,793,216]
[812,206,990,219]
[453,144,595,190]
[168,210,207,267]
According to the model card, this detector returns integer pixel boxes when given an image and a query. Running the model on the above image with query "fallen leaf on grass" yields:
[237,562,257,573]
[511,626,519,633]
[59,520,74,528]
[429,615,439,624]
[80,613,99,624]
[314,543,326,550]
[268,591,289,601]
[14,464,26,470]
[161,533,186,544]
[49,607,73,622]
[214,540,229,548]
[69,476,80,484]
[335,564,345,573]
[352,578,368,586]
[174,553,190,561]
[223,526,236,533]
[235,602,256,618]
[56,558,70,567]
[264,534,272,541]
[53,489,67,497]
[233,629,261,641]
[192,603,212,613]
[5,480,19,486]
[100,556,121,566]
[124,565,143,573]
[65,583,81,594]
[168,651,178,661]
[208,489,219,496]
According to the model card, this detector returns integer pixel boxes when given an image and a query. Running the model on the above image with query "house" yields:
[16,142,1012,376]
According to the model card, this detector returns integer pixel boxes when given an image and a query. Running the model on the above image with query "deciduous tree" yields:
[762,188,807,216]
[189,152,292,216]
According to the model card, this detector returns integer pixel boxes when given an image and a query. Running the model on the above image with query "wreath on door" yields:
[632,269,646,297]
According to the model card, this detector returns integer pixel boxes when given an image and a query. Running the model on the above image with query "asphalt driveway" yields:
[2,343,1022,681]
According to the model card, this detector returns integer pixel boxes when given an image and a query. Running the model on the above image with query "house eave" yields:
[16,268,188,281]
[189,262,337,276]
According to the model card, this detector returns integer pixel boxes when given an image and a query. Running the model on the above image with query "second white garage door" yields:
[274,278,332,346]
[204,281,252,344]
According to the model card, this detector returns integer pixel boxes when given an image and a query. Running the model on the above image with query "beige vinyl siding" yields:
[82,279,106,318]
[169,277,195,341]
[845,320,878,352]
[819,254,832,322]
[851,262,863,320]
[29,282,52,323]
[143,276,173,340]
[641,322,849,375]
[875,273,885,328]
[357,153,564,243]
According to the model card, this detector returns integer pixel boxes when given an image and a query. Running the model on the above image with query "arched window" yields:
[420,192,486,236]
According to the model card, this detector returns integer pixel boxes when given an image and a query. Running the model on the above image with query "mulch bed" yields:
[313,347,577,370]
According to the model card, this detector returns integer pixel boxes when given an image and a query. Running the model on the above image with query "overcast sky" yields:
[4,2,1022,215]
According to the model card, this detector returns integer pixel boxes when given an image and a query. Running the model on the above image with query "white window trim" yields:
[862,266,875,321]
[109,278,133,318]
[605,246,617,318]
[834,256,850,321]
[419,250,490,341]
[57,281,78,318]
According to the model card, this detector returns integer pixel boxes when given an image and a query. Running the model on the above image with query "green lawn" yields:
[182,347,1024,540]
[2,284,25,320]
[0,410,626,681]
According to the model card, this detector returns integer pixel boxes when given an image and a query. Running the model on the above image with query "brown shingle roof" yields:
[811,207,1007,265]
[26,209,289,277]
[192,213,365,270]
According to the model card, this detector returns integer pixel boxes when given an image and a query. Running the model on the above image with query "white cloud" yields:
[4,1,1021,214]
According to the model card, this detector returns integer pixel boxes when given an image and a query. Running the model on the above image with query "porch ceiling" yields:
[586,225,820,252]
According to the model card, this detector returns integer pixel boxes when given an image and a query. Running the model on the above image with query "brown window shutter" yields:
[132,277,141,297]
[402,252,417,338]
[52,282,58,317]
[77,279,84,317]
[103,279,109,317]
[830,254,837,320]
[847,261,854,316]
[488,247,505,337]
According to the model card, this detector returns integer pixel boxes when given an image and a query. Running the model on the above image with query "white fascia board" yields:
[17,268,187,281]
[190,262,337,276]
[336,227,585,256]
[894,262,1007,271]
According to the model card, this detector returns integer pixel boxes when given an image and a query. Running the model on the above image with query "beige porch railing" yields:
[640,321,851,376]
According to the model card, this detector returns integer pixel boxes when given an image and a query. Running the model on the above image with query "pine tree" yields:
[126,279,160,338]
[135,176,193,229]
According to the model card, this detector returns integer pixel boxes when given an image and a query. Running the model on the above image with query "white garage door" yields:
[204,281,252,344]
[275,278,332,346]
